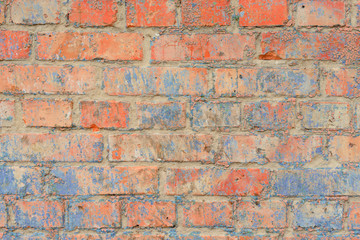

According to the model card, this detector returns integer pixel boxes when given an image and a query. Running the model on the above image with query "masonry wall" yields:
[0,0,360,239]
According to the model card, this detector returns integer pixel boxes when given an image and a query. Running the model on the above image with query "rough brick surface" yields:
[2,0,360,238]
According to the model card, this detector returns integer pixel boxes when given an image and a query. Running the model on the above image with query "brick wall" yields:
[0,0,359,239]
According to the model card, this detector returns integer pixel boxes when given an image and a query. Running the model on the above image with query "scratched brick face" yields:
[2,0,360,237]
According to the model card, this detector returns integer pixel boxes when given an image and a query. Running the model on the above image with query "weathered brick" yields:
[48,166,158,195]
[0,100,15,127]
[296,0,345,26]
[243,101,295,130]
[0,133,103,162]
[329,136,360,163]
[67,199,121,229]
[180,236,276,240]
[182,0,231,26]
[80,101,130,129]
[151,34,256,62]
[239,0,288,26]
[136,102,186,130]
[220,135,324,165]
[183,201,233,227]
[325,68,360,98]
[0,1,5,24]
[60,233,102,240]
[4,232,52,240]
[300,102,351,130]
[349,202,360,230]
[0,166,41,195]
[125,200,176,227]
[165,168,270,196]
[69,0,117,27]
[10,0,60,25]
[214,68,319,97]
[113,235,165,240]
[0,30,30,60]
[261,32,360,63]
[0,201,6,227]
[22,99,73,127]
[37,32,143,61]
[236,200,287,229]
[109,134,214,162]
[103,67,209,96]
[0,65,97,95]
[13,199,64,228]
[126,0,176,27]
[191,101,241,129]
[293,200,344,231]
[271,169,360,196]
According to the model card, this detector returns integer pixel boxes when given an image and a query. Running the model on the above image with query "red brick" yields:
[243,101,296,130]
[80,101,130,129]
[136,102,186,130]
[0,100,15,127]
[69,0,117,27]
[214,68,319,97]
[37,32,143,61]
[103,67,209,96]
[125,200,176,227]
[68,199,121,229]
[109,134,213,162]
[325,68,360,98]
[165,168,270,196]
[13,199,64,228]
[0,133,104,162]
[0,31,30,60]
[182,0,231,26]
[22,99,73,127]
[239,0,288,26]
[329,136,360,163]
[183,201,233,227]
[261,32,360,63]
[151,34,256,62]
[126,0,176,27]
[0,65,97,95]
[300,102,351,130]
[220,135,324,165]
[296,0,345,26]
[10,0,60,24]
[49,166,158,195]
[236,200,287,229]
[349,202,360,230]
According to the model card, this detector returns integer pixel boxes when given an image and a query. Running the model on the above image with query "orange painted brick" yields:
[0,133,104,162]
[0,30,30,60]
[49,166,158,195]
[329,136,360,163]
[243,101,296,130]
[151,34,256,62]
[0,100,15,127]
[10,0,60,24]
[13,199,64,228]
[0,201,6,227]
[296,0,345,26]
[126,0,176,27]
[125,200,176,227]
[0,65,97,95]
[236,200,287,229]
[37,32,143,61]
[136,102,186,130]
[0,1,5,24]
[80,101,130,129]
[67,199,121,229]
[220,135,324,166]
[103,67,209,96]
[165,168,270,196]
[182,0,231,26]
[325,68,360,98]
[349,202,360,230]
[239,0,288,26]
[183,201,233,227]
[22,99,73,127]
[109,134,213,162]
[69,0,117,27]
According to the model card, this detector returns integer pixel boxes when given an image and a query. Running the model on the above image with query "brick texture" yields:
[1,0,359,238]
